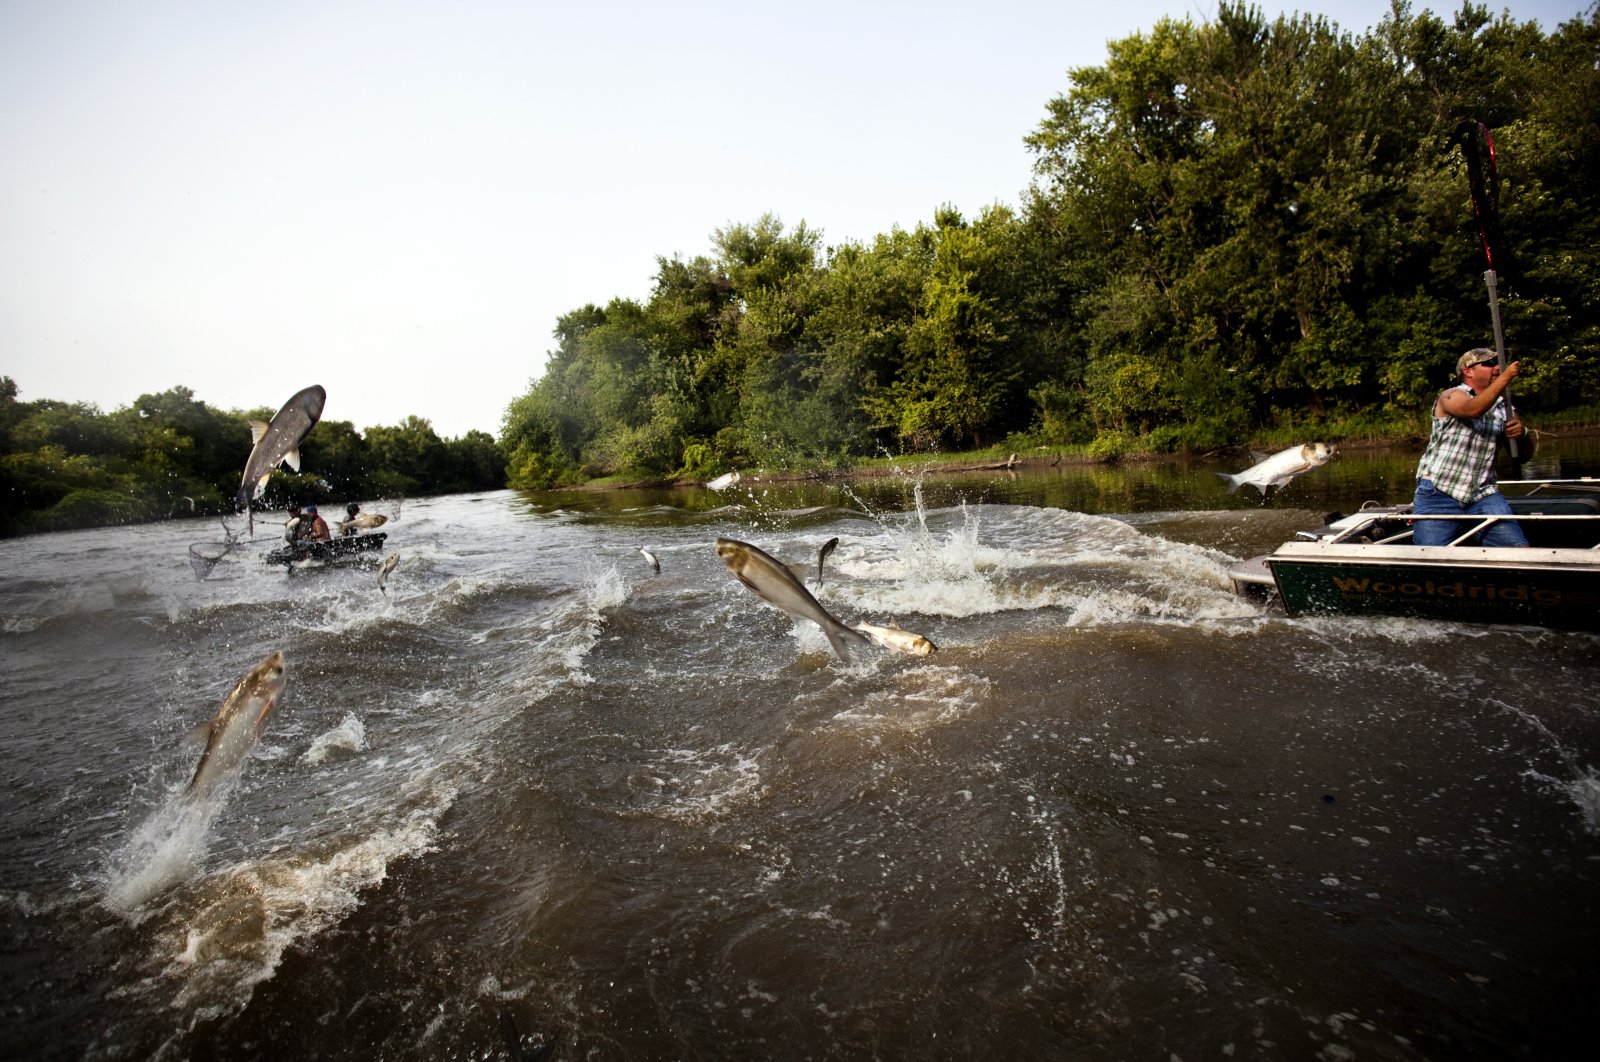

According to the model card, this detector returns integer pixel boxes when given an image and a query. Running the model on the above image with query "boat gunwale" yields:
[1263,540,1600,573]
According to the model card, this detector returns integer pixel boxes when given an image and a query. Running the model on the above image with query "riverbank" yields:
[560,420,1600,493]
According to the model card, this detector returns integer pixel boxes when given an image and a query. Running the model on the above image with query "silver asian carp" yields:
[815,537,839,588]
[185,650,287,799]
[1216,443,1334,497]
[235,385,327,531]
[338,513,388,534]
[378,553,400,596]
[854,620,938,657]
[714,537,869,661]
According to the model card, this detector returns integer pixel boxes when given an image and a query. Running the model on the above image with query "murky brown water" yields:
[2,443,1597,1060]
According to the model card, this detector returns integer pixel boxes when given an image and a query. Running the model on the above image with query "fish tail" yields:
[822,620,871,662]
[1215,472,1241,495]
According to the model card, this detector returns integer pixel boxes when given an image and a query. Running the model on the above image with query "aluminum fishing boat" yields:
[264,531,388,570]
[1229,480,1600,630]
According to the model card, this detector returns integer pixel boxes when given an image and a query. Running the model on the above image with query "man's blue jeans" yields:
[1412,480,1528,547]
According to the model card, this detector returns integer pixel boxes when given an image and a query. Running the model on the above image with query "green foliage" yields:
[1088,431,1135,463]
[504,3,1596,482]
[0,380,507,536]
[36,489,152,531]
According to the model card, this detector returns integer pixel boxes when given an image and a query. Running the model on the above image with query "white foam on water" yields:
[625,744,766,824]
[102,795,225,918]
[1559,766,1600,834]
[557,563,629,680]
[108,769,459,1054]
[302,714,367,765]
[813,503,1267,630]
[826,666,992,734]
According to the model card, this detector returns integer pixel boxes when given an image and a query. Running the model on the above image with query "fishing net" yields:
[187,520,243,581]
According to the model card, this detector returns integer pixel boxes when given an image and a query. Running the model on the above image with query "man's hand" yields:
[1505,416,1525,439]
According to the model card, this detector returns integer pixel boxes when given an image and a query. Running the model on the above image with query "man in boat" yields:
[1411,348,1528,547]
[302,503,332,542]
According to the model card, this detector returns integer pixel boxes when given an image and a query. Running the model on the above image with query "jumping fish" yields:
[714,537,869,661]
[816,537,839,588]
[854,620,938,657]
[338,513,388,534]
[185,651,287,799]
[706,471,741,491]
[638,545,660,574]
[377,553,400,597]
[235,385,327,533]
[1216,443,1334,498]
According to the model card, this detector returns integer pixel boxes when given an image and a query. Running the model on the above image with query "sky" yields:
[2,1,1588,438]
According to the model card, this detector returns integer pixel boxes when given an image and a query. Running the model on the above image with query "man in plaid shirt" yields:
[1411,348,1528,547]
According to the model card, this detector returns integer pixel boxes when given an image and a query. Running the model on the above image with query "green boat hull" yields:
[1266,547,1600,630]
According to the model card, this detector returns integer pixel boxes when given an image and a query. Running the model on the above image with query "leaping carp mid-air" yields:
[378,553,400,597]
[235,385,327,533]
[714,537,869,662]
[185,651,287,800]
[1216,443,1334,499]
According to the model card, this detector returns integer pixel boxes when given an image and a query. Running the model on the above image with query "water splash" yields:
[303,714,367,764]
[103,795,225,917]
[1498,698,1600,833]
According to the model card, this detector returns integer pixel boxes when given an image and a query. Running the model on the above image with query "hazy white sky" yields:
[1,1,1586,438]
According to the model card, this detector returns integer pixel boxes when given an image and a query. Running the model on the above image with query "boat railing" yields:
[1325,511,1600,549]
[1502,477,1600,496]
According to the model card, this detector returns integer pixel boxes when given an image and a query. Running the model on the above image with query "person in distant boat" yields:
[302,503,332,542]
[1411,348,1527,547]
[342,502,361,536]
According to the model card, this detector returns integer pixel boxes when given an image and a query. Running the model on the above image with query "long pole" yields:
[1459,120,1520,461]
[1483,268,1521,460]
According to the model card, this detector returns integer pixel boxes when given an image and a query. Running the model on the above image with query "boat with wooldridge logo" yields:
[1228,479,1600,630]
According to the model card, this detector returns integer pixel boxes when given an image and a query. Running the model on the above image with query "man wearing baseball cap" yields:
[1410,348,1528,547]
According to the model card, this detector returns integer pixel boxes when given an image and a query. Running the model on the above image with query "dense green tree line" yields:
[502,2,1600,486]
[0,378,504,535]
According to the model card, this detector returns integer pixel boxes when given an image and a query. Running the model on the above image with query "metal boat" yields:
[1229,480,1600,630]
[264,531,388,570]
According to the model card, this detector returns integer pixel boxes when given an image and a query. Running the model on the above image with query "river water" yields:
[2,444,1597,1061]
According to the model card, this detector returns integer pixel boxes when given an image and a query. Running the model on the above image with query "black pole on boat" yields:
[1457,119,1521,461]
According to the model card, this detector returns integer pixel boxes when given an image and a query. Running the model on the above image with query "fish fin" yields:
[253,698,277,740]
[248,420,270,445]
[823,626,856,661]
[823,620,872,662]
[1215,472,1241,494]
[282,448,301,472]
[186,720,215,746]
[253,471,272,499]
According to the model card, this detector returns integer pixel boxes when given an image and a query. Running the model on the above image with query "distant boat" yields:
[264,532,388,570]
